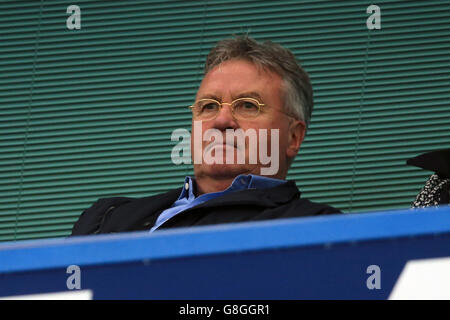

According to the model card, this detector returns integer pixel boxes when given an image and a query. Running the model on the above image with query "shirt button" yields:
[185,182,189,190]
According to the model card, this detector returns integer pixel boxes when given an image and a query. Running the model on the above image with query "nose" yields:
[211,102,239,131]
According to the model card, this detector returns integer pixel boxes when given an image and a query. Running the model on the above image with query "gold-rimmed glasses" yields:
[189,97,265,121]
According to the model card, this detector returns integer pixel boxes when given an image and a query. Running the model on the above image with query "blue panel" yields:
[0,205,450,299]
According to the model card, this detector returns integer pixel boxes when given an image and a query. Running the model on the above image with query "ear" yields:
[286,120,306,158]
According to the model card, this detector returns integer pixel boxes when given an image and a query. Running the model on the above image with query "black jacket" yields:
[71,181,342,236]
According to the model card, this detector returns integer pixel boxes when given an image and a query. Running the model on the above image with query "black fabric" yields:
[71,181,342,236]
[406,148,450,178]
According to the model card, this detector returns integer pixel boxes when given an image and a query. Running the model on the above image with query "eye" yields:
[234,99,259,115]
[201,102,219,113]
[242,101,258,110]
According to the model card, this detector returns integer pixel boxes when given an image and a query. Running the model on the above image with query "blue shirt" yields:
[149,174,286,232]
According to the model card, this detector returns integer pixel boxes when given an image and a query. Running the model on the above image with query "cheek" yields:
[265,122,290,153]
[279,126,291,148]
[191,120,209,145]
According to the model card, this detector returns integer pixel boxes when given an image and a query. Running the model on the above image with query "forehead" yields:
[196,59,283,101]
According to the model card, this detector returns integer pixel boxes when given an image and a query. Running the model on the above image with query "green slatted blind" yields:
[1,0,449,242]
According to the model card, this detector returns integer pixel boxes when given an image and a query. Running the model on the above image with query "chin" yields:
[196,164,256,178]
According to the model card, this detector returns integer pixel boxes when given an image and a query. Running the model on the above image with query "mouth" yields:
[204,142,241,154]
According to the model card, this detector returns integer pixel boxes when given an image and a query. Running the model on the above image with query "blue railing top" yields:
[1,205,449,273]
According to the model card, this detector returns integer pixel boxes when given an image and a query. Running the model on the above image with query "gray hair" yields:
[204,36,313,129]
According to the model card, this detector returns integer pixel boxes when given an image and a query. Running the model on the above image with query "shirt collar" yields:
[178,174,286,200]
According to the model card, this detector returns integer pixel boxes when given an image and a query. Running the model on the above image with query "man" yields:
[71,36,341,236]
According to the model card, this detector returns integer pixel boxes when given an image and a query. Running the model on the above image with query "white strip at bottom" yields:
[0,289,93,300]
[389,257,450,300]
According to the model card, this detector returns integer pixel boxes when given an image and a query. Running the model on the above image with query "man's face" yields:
[191,59,305,180]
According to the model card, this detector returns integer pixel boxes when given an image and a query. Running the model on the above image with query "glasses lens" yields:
[233,98,260,119]
[194,99,220,119]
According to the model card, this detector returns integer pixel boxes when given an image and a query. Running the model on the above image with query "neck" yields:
[194,175,236,195]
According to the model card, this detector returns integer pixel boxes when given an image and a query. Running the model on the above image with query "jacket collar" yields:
[190,180,301,209]
[114,188,182,231]
[116,180,301,231]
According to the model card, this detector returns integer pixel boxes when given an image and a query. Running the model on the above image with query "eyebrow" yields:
[198,92,263,102]
[198,93,221,101]
[234,92,263,101]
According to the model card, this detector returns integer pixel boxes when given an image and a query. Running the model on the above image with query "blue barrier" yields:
[1,205,449,299]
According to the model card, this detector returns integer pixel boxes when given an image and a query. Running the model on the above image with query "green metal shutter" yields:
[1,0,449,242]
